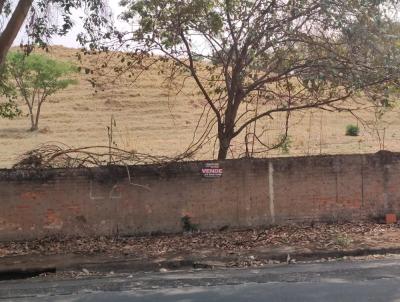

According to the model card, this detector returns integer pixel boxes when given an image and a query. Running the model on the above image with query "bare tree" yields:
[85,0,400,159]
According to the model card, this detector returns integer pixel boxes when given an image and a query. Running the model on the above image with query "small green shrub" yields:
[181,215,198,232]
[279,135,292,154]
[345,124,359,136]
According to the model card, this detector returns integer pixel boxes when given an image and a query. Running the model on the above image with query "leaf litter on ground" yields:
[0,223,399,259]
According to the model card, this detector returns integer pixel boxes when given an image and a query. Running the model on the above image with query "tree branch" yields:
[0,0,33,65]
[178,30,222,126]
[233,92,353,138]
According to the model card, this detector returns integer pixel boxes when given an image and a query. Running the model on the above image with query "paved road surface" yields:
[2,258,400,301]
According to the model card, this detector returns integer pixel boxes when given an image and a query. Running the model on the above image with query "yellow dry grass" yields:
[0,46,399,168]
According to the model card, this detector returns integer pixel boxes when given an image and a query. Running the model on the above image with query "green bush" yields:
[181,215,198,232]
[279,135,292,154]
[345,124,359,136]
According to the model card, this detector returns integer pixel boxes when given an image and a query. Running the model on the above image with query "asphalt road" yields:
[2,258,400,301]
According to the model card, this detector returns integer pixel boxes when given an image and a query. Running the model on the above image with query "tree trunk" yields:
[27,103,36,131]
[33,101,43,131]
[216,93,242,160]
[29,112,37,131]
[217,136,231,160]
[0,0,33,65]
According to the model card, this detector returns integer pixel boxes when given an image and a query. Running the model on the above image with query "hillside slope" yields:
[0,46,399,168]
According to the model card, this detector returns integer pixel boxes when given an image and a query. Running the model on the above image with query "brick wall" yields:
[0,151,399,241]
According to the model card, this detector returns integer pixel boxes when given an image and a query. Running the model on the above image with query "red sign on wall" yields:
[201,163,223,178]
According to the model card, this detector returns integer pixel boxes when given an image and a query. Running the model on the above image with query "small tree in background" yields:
[6,52,77,131]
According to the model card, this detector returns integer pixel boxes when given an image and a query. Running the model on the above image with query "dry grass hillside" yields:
[0,46,400,168]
